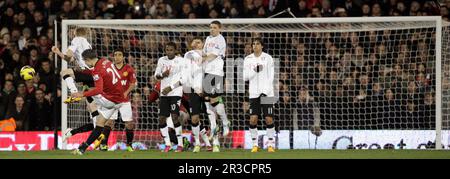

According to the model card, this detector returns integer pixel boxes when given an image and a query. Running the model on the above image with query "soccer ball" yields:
[20,66,36,80]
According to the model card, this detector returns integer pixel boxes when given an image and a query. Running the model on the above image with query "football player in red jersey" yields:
[71,49,130,155]
[98,49,137,152]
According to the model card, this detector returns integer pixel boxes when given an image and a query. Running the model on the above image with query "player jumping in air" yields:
[202,20,230,152]
[51,28,101,143]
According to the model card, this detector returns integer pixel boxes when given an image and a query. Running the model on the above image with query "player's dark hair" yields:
[210,20,222,28]
[40,58,51,64]
[252,37,264,47]
[114,48,124,54]
[165,42,177,49]
[192,36,203,42]
[82,49,97,60]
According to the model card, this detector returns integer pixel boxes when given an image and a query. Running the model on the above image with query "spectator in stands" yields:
[16,82,31,104]
[296,86,315,128]
[371,3,383,16]
[275,92,292,131]
[28,89,51,131]
[38,59,56,94]
[383,89,401,129]
[293,0,309,17]
[24,77,36,95]
[58,0,78,20]
[178,3,192,19]
[421,92,435,129]
[1,80,16,116]
[6,96,29,131]
[0,7,15,28]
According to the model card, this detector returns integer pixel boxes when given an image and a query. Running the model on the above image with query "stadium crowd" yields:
[0,0,449,131]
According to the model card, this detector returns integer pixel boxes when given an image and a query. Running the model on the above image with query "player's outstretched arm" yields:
[51,46,74,62]
[82,75,104,97]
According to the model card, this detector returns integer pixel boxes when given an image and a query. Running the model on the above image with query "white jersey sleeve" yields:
[66,37,91,69]
[154,57,164,78]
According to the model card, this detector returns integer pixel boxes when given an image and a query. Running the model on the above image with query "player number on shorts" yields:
[268,107,273,115]
[171,104,177,110]
[106,67,121,84]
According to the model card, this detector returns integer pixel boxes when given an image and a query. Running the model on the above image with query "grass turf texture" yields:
[1,149,450,159]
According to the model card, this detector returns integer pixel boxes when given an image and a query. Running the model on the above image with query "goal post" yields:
[61,16,448,150]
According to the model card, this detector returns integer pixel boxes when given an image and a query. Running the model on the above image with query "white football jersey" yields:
[244,52,275,99]
[203,34,226,76]
[66,36,92,69]
[154,56,184,97]
[182,50,203,91]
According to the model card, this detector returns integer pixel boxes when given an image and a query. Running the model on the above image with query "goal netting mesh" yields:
[62,18,449,150]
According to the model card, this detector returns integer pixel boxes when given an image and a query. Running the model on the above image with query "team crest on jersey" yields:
[123,71,128,77]
[93,74,99,81]
[102,60,108,66]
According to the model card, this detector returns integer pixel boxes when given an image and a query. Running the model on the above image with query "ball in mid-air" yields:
[20,66,36,80]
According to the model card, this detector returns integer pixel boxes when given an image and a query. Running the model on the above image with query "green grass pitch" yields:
[1,149,450,159]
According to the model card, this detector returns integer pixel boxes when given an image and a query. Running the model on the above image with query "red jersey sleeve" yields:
[127,66,137,85]
[83,71,103,97]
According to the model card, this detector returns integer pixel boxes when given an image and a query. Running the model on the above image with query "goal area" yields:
[61,17,449,150]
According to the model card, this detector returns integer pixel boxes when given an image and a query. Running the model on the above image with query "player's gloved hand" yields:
[310,126,322,137]
[254,64,263,73]
[162,86,173,95]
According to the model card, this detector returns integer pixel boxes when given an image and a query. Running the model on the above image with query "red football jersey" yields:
[116,64,137,97]
[83,58,128,103]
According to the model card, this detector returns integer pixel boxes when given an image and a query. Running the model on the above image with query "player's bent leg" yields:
[99,120,114,151]
[63,128,73,142]
[125,121,135,152]
[159,116,172,152]
[171,113,183,152]
[75,114,107,154]
[61,69,81,103]
[214,99,230,137]
[119,102,135,151]
[92,103,118,151]
[199,124,212,151]
[66,123,94,142]
[250,115,259,152]
[205,105,218,141]
[191,115,201,152]
[265,116,275,152]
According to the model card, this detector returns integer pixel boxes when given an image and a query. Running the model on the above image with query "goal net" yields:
[61,17,449,150]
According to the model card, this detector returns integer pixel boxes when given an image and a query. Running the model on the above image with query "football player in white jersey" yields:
[51,28,100,143]
[244,38,276,153]
[168,37,215,152]
[154,42,186,152]
[202,20,230,152]
[52,27,92,103]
